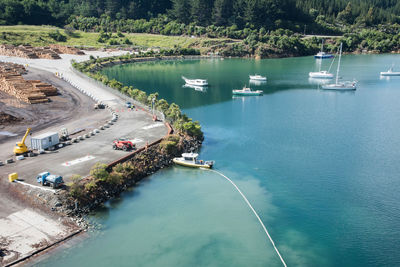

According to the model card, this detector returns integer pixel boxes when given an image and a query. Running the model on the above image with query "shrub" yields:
[90,163,109,182]
[48,30,67,42]
[68,175,84,199]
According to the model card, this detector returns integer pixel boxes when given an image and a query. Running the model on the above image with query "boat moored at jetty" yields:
[182,76,208,86]
[173,153,214,168]
[249,74,267,81]
[232,86,263,96]
[380,67,400,76]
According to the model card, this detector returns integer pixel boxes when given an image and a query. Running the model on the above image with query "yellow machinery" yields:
[13,128,31,155]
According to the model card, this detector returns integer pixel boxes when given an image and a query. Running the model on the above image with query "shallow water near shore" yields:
[37,55,400,266]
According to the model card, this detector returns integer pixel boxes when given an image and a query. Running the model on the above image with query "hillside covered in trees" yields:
[0,0,399,32]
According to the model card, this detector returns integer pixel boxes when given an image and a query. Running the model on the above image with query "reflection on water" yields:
[249,79,267,86]
[183,84,208,92]
[308,77,332,85]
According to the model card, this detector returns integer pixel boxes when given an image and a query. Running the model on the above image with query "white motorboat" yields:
[173,153,214,168]
[322,43,357,91]
[232,86,263,96]
[309,70,334,79]
[380,67,400,76]
[182,76,208,86]
[249,74,267,81]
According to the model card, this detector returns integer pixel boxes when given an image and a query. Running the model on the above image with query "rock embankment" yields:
[53,134,202,217]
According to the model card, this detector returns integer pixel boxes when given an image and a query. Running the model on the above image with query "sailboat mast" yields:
[336,43,342,84]
[321,39,324,53]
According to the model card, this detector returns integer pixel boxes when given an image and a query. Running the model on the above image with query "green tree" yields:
[212,0,233,26]
[171,0,191,24]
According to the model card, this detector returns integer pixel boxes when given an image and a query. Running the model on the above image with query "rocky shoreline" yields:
[58,134,202,218]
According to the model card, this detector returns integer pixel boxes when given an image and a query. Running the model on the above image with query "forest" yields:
[0,0,399,31]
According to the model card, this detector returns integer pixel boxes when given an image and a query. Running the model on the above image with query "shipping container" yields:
[30,132,59,150]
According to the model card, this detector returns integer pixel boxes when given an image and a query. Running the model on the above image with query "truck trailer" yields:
[30,132,59,150]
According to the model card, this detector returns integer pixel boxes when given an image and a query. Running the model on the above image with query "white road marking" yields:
[130,138,143,144]
[142,123,164,130]
[14,180,55,192]
[62,155,95,166]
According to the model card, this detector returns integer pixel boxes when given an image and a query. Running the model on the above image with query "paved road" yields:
[0,51,167,185]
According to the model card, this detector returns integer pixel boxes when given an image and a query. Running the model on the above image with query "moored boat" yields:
[322,43,357,91]
[380,67,400,76]
[314,39,334,59]
[232,86,263,96]
[249,74,267,81]
[182,76,208,86]
[314,52,334,59]
[173,153,214,168]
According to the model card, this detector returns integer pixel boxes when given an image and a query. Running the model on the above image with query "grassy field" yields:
[0,25,235,51]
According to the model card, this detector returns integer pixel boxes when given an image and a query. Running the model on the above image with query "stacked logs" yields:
[0,44,60,59]
[0,63,58,104]
[49,44,85,55]
[28,80,58,96]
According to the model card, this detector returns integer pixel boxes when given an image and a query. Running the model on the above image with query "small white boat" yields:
[249,74,267,81]
[380,67,400,76]
[232,86,263,96]
[322,43,357,91]
[173,153,214,168]
[309,70,334,79]
[182,76,208,86]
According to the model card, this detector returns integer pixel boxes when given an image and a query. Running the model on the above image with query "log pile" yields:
[0,44,61,59]
[0,63,58,104]
[28,80,58,96]
[0,44,85,59]
[0,62,27,75]
[49,44,85,55]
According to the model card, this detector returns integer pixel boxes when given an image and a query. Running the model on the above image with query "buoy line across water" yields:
[201,168,287,267]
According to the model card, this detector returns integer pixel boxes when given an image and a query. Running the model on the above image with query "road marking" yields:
[130,138,143,144]
[142,123,164,130]
[14,180,56,192]
[62,155,95,167]
[0,131,17,136]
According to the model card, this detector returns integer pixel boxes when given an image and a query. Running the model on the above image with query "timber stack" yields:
[0,62,58,103]
[49,44,85,55]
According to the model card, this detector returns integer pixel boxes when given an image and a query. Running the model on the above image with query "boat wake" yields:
[201,168,287,267]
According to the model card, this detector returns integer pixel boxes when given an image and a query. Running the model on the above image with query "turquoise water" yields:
[38,55,400,266]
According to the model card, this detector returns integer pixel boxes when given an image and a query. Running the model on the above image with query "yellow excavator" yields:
[13,128,31,155]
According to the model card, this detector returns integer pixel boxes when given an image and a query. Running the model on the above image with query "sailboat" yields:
[380,65,400,76]
[322,43,357,91]
[309,56,334,79]
[314,39,334,59]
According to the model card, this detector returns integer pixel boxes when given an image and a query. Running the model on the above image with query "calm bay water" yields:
[37,55,400,266]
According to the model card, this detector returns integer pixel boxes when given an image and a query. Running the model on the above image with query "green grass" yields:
[0,25,235,51]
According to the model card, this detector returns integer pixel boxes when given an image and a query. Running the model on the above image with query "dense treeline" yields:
[0,0,399,31]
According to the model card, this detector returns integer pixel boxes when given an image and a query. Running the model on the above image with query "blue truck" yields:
[36,172,64,189]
